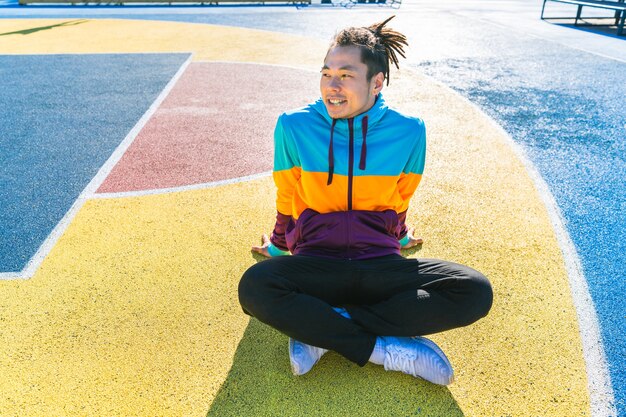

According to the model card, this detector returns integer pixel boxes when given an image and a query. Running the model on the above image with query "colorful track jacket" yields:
[270,94,426,260]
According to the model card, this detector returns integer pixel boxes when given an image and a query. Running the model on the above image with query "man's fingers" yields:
[251,234,272,257]
[407,227,423,246]
[251,241,272,257]
[401,232,424,249]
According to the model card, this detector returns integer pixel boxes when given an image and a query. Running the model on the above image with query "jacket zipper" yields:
[347,118,355,258]
[347,118,355,210]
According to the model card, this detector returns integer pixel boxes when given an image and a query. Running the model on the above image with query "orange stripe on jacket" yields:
[274,170,422,220]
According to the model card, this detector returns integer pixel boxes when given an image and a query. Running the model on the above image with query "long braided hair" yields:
[329,16,408,85]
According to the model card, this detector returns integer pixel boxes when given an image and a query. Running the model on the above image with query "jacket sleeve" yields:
[396,120,426,240]
[270,115,302,251]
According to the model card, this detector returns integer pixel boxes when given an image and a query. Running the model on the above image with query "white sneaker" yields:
[381,336,454,385]
[288,338,328,376]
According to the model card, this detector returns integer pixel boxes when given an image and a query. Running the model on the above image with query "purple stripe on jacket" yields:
[271,209,410,258]
[283,208,405,260]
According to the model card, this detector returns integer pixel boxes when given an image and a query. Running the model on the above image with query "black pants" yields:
[238,255,493,366]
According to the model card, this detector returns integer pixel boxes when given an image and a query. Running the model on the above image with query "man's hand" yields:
[251,234,272,258]
[401,227,424,249]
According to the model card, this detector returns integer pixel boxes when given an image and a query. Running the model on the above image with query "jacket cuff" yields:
[268,243,290,257]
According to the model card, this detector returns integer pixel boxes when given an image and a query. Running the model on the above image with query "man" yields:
[239,16,493,385]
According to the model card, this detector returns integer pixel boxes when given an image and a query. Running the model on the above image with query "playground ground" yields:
[0,0,625,415]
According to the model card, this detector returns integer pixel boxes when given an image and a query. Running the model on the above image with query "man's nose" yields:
[327,77,341,90]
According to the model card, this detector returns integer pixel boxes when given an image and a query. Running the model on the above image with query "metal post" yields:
[575,4,582,25]
[615,0,625,25]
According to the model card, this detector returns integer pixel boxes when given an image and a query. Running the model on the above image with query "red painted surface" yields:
[97,63,320,193]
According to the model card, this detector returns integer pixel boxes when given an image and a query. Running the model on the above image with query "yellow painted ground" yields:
[0,18,590,416]
[0,18,326,66]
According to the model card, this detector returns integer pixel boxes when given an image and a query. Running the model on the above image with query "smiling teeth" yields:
[329,99,344,105]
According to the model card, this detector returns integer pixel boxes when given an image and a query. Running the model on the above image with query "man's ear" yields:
[372,72,385,94]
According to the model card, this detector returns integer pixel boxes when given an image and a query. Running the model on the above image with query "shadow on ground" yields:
[206,318,463,417]
[544,18,626,39]
[0,19,87,36]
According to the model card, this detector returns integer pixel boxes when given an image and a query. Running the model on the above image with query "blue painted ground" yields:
[0,53,189,273]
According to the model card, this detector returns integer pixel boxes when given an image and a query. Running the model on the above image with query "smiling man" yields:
[322,46,377,120]
[238,17,493,385]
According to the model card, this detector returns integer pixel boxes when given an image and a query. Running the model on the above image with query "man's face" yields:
[320,46,383,120]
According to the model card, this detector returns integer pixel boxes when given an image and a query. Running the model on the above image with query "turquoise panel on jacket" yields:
[273,95,425,177]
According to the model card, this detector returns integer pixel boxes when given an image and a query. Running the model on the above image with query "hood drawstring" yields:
[359,116,368,170]
[327,118,337,185]
[327,116,369,185]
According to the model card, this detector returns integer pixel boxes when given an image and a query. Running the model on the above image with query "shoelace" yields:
[383,343,418,376]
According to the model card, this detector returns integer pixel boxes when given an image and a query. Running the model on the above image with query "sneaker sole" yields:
[412,336,455,385]
[288,338,302,376]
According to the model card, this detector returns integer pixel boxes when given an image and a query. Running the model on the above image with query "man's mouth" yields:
[328,98,346,106]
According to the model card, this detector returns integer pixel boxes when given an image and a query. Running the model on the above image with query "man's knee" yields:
[238,262,269,317]
[238,260,288,319]
[464,268,493,324]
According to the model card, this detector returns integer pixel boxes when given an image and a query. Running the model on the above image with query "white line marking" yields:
[0,53,193,281]
[86,61,311,200]
[83,54,192,201]
[418,71,617,417]
[513,142,617,417]
[92,171,272,200]
[450,10,626,64]
[514,147,617,417]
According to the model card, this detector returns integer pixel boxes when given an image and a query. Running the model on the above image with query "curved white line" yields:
[513,142,616,417]
[418,71,617,417]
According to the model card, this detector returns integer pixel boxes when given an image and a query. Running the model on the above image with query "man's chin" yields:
[325,106,347,119]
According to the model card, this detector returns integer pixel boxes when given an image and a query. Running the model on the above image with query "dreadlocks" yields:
[329,16,408,86]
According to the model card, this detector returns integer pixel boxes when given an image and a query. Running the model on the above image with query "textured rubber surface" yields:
[414,18,626,414]
[0,13,613,416]
[0,53,188,273]
[97,62,319,193]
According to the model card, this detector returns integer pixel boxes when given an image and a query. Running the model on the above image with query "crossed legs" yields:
[238,254,492,373]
